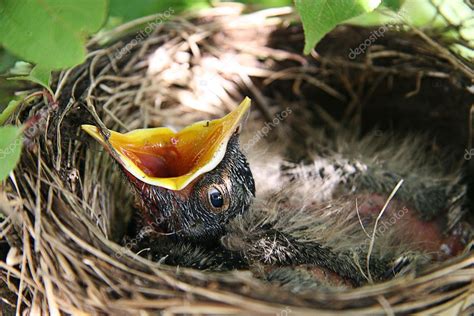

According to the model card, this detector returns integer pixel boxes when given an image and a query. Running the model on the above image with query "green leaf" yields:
[236,0,293,7]
[109,0,208,23]
[9,65,53,95]
[294,0,383,54]
[0,48,17,74]
[0,0,108,69]
[382,0,405,10]
[0,98,22,125]
[0,125,23,181]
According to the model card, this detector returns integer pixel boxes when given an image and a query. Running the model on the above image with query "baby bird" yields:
[83,98,471,290]
[234,122,471,287]
[82,98,255,240]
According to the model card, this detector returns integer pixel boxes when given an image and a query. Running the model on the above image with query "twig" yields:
[366,179,404,283]
[356,199,371,238]
[410,26,473,80]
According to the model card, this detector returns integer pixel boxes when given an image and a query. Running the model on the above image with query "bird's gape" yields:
[82,98,254,240]
[126,134,255,240]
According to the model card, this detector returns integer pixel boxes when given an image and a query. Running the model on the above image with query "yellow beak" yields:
[81,97,251,191]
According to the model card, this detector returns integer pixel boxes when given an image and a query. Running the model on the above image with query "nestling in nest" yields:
[82,97,472,290]
[1,7,473,314]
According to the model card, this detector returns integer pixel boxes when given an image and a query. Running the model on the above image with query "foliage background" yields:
[0,0,472,182]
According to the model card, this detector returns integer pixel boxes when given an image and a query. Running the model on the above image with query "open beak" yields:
[81,97,251,191]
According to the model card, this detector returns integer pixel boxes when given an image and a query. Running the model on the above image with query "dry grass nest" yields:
[1,5,473,315]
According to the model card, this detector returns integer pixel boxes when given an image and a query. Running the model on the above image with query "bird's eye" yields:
[202,183,230,213]
[208,186,224,208]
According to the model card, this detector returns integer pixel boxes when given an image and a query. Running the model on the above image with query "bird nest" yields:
[1,5,473,315]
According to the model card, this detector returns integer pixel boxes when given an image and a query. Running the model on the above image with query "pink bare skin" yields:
[357,193,467,260]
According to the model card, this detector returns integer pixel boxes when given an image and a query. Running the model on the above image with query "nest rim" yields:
[1,5,473,315]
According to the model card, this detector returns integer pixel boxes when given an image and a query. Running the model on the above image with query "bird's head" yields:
[82,98,255,240]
